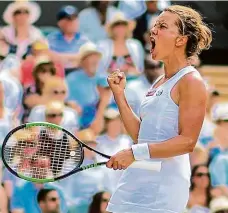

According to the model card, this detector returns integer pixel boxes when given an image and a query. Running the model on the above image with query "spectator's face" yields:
[36,64,56,82]
[58,17,78,34]
[48,87,67,102]
[81,53,101,76]
[43,190,60,213]
[192,166,210,189]
[45,109,63,125]
[146,1,158,13]
[111,23,128,39]
[106,117,122,136]
[100,192,111,213]
[13,8,30,26]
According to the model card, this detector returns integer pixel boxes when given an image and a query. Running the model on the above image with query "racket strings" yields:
[3,126,83,180]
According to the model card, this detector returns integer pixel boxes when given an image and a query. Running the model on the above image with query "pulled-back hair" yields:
[165,5,212,57]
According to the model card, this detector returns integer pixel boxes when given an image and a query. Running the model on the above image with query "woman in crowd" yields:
[98,12,144,79]
[22,55,57,122]
[88,191,111,213]
[1,1,44,59]
[187,164,212,210]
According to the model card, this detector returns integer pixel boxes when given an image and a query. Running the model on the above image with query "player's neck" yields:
[163,54,189,79]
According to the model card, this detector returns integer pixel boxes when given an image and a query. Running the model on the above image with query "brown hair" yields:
[164,5,212,57]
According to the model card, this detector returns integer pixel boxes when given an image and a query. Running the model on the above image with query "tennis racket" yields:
[1,122,111,183]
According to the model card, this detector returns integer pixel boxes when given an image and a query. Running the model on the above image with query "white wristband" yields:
[132,143,150,161]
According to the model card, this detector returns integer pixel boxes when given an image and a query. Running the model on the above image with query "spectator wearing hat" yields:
[97,12,144,78]
[79,1,120,43]
[1,0,44,59]
[22,55,58,123]
[210,196,228,213]
[47,5,89,74]
[209,103,228,197]
[28,94,79,134]
[125,58,163,116]
[66,42,111,134]
[58,128,106,213]
[20,40,65,87]
[96,107,132,192]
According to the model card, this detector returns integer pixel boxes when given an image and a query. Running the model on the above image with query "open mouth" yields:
[150,37,156,53]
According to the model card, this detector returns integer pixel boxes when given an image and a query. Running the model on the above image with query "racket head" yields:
[1,122,84,183]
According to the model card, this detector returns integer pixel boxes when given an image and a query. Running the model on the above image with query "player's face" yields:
[150,11,184,61]
[193,166,210,189]
[13,8,29,26]
[100,192,111,213]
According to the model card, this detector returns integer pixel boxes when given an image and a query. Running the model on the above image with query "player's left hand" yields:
[106,149,135,170]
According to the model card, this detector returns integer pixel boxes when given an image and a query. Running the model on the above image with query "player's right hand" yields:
[107,69,126,95]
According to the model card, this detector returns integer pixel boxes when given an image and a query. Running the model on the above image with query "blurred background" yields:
[0,1,227,213]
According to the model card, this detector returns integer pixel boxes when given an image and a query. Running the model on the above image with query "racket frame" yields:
[1,122,111,183]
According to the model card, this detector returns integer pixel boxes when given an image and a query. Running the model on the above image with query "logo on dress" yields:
[146,89,156,97]
[156,90,163,96]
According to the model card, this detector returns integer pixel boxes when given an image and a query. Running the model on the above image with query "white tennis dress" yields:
[107,66,197,213]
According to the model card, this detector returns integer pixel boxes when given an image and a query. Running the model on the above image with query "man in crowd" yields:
[37,188,61,213]
[47,5,88,75]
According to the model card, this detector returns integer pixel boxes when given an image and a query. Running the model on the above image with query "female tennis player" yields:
[106,5,212,213]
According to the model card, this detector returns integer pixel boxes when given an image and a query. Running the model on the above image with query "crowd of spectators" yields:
[0,1,228,213]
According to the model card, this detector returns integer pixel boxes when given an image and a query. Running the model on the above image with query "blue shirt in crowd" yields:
[47,31,88,54]
[66,69,108,128]
[10,182,68,213]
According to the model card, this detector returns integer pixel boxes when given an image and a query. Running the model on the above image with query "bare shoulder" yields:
[179,70,207,96]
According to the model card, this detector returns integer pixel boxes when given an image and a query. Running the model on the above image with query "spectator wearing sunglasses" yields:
[22,56,57,123]
[29,98,79,134]
[1,1,44,59]
[209,103,228,197]
[187,164,212,211]
[37,188,61,213]
[66,42,111,134]
[88,191,111,213]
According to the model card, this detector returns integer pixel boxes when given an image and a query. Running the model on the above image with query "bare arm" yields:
[148,72,207,158]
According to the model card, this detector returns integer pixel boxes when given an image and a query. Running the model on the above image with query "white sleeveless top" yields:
[107,66,197,213]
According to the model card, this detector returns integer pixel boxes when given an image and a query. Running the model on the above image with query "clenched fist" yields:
[107,69,126,95]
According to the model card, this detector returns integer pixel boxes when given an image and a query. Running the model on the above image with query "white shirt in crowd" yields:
[28,105,79,133]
